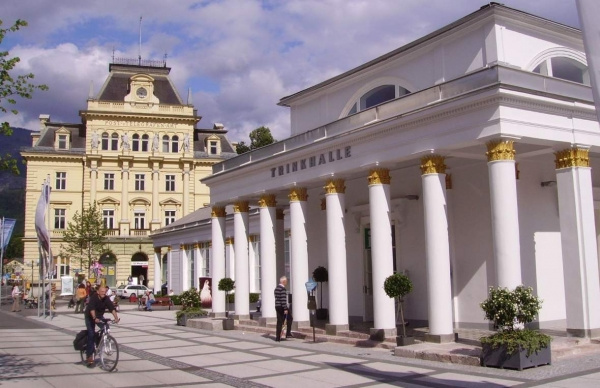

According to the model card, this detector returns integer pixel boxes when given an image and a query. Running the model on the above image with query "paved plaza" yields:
[1,301,600,387]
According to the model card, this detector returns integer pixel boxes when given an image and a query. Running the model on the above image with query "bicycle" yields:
[79,318,119,371]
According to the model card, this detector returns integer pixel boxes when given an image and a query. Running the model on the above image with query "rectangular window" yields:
[134,212,145,230]
[53,263,69,279]
[165,175,175,192]
[104,173,114,190]
[165,210,176,226]
[55,172,66,190]
[135,174,145,191]
[54,208,66,229]
[141,135,149,152]
[209,140,218,155]
[58,134,68,150]
[103,209,114,229]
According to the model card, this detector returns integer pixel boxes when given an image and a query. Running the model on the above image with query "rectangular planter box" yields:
[481,343,551,370]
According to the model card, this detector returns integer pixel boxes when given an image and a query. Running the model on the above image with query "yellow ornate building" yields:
[21,59,236,289]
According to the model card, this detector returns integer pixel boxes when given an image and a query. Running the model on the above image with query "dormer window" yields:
[54,128,71,150]
[205,135,221,155]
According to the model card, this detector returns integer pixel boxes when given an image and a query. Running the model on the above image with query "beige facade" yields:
[21,60,236,291]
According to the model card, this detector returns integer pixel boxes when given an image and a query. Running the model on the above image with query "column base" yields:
[326,324,349,335]
[424,333,456,343]
[292,320,310,330]
[232,314,250,320]
[369,328,397,341]
[209,312,226,318]
[567,327,600,338]
[259,317,276,327]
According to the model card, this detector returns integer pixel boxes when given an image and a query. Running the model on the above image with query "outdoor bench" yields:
[138,296,173,310]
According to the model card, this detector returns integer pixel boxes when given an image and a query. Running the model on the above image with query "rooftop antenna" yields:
[138,16,142,65]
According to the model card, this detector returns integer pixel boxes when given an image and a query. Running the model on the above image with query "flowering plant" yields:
[480,285,551,355]
[178,288,201,309]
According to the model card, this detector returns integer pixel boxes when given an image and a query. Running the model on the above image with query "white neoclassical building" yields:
[150,3,600,342]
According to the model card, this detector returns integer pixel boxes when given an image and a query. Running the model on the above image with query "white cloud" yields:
[1,0,580,142]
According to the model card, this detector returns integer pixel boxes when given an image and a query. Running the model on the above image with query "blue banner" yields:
[1,218,16,249]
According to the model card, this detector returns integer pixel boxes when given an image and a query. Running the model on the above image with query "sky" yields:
[1,0,581,143]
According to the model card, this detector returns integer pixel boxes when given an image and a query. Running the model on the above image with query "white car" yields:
[116,284,149,300]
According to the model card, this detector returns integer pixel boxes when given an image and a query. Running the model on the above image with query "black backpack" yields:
[73,330,87,351]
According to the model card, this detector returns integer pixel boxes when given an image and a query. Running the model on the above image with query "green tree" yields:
[0,19,49,174]
[5,234,23,259]
[60,202,107,278]
[236,126,276,154]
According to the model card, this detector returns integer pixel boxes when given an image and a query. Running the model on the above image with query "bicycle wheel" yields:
[98,334,119,372]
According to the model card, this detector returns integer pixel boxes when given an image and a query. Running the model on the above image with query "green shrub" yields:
[250,293,260,303]
[170,294,181,305]
[179,289,201,308]
[175,307,208,320]
[480,285,551,355]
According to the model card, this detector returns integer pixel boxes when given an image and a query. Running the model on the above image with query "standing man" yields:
[84,286,119,367]
[274,276,293,341]
[11,284,21,312]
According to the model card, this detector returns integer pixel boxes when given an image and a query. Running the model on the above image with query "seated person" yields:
[146,290,156,311]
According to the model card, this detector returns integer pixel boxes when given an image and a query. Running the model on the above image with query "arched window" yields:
[346,84,411,116]
[162,135,169,153]
[141,134,149,152]
[532,56,589,85]
[171,135,179,153]
[101,132,109,150]
[110,133,119,150]
[132,134,139,151]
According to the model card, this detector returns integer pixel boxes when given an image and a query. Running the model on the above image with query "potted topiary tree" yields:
[312,266,329,320]
[383,272,414,346]
[480,285,552,370]
[218,277,235,330]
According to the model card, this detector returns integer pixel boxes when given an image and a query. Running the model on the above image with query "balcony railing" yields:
[131,229,149,236]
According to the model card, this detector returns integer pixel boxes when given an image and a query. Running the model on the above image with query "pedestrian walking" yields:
[11,284,22,312]
[274,276,293,341]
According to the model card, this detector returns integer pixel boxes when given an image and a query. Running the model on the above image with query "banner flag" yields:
[1,218,16,249]
[34,180,53,278]
[61,276,74,296]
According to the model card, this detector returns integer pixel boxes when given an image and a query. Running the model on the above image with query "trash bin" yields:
[161,282,168,295]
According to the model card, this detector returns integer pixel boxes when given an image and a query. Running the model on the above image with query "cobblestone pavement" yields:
[1,300,600,387]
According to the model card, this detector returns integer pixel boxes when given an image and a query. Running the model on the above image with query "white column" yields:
[194,243,201,290]
[325,179,349,333]
[211,207,226,317]
[181,245,189,291]
[275,209,285,279]
[153,248,161,294]
[167,248,173,293]
[289,187,310,326]
[421,156,455,342]
[555,148,600,337]
[182,168,190,217]
[233,201,250,319]
[486,140,522,289]
[259,195,277,324]
[226,238,235,279]
[368,168,396,339]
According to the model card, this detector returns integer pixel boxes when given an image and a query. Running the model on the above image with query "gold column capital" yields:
[233,201,250,213]
[154,247,161,254]
[258,194,277,207]
[555,147,590,168]
[420,155,446,175]
[193,243,199,249]
[486,139,516,161]
[211,206,226,218]
[289,187,308,202]
[225,237,234,245]
[324,179,346,194]
[249,235,257,242]
[180,244,185,250]
[368,168,391,185]
[167,246,172,252]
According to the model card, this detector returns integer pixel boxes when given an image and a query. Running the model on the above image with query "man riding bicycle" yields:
[84,285,120,367]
